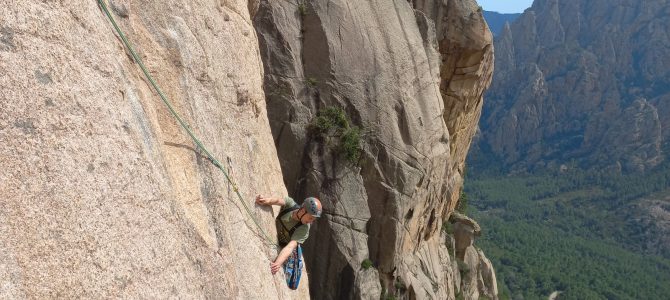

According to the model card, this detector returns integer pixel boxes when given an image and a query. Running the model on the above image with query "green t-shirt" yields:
[276,196,310,245]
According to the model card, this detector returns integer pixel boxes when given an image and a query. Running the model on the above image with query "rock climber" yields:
[255,194,322,276]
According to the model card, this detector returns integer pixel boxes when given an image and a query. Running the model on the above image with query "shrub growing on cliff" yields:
[394,279,406,291]
[313,107,347,133]
[297,2,307,16]
[340,126,361,162]
[361,258,373,270]
[310,106,362,164]
[305,77,318,87]
[457,258,470,274]
[442,220,454,234]
[456,191,468,213]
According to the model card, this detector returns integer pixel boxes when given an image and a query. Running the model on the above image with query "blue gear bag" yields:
[284,244,303,290]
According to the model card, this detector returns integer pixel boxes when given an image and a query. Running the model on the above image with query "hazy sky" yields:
[478,0,534,13]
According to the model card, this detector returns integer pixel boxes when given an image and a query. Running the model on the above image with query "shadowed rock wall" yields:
[254,0,493,299]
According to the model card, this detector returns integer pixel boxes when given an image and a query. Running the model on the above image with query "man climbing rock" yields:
[255,194,322,285]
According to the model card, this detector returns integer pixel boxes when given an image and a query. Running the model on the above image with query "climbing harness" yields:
[276,204,303,247]
[97,0,277,247]
[276,206,304,289]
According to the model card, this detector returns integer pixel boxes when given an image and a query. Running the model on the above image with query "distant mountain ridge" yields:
[483,11,521,36]
[469,1,670,298]
[474,0,670,174]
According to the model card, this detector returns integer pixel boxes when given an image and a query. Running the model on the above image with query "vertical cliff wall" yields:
[254,0,493,298]
[1,1,309,298]
[1,0,493,299]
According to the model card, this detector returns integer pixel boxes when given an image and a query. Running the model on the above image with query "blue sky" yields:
[478,0,534,13]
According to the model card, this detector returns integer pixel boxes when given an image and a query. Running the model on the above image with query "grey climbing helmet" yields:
[303,197,322,217]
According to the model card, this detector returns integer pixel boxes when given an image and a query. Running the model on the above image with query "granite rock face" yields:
[448,212,497,300]
[254,0,493,299]
[1,1,308,298]
[478,0,670,173]
[1,0,493,298]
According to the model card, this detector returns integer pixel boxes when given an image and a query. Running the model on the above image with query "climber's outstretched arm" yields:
[255,195,286,206]
[271,240,297,274]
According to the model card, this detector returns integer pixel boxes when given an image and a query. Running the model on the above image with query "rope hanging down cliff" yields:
[96,0,277,247]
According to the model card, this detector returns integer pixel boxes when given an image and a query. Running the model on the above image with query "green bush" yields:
[305,77,318,87]
[310,107,362,164]
[297,3,307,16]
[457,259,470,274]
[361,258,373,270]
[340,126,361,162]
[394,279,406,291]
[456,191,468,213]
[313,107,347,135]
[442,221,454,234]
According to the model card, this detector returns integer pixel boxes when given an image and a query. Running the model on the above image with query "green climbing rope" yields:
[97,0,277,247]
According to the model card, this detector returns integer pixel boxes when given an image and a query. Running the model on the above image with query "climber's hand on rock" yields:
[270,261,282,275]
[255,194,271,206]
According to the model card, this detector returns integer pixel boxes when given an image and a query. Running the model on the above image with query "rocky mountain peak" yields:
[477,0,670,173]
